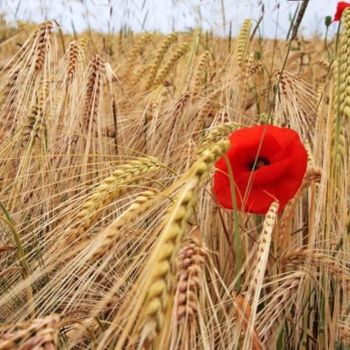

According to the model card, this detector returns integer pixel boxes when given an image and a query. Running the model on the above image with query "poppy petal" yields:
[213,125,308,214]
[334,1,350,21]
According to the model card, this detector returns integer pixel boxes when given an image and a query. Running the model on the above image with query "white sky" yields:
[0,0,340,38]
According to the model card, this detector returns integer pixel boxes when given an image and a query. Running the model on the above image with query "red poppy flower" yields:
[334,2,350,21]
[213,125,307,214]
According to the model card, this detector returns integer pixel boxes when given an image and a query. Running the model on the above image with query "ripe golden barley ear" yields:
[142,84,169,153]
[63,53,107,171]
[144,84,168,123]
[143,33,178,90]
[0,68,20,140]
[245,54,263,80]
[198,122,237,153]
[240,202,279,349]
[0,315,61,350]
[153,42,190,87]
[169,226,206,349]
[281,249,350,288]
[84,190,156,263]
[190,50,212,98]
[65,40,83,83]
[65,317,101,347]
[60,156,161,246]
[81,54,105,132]
[144,91,193,158]
[125,34,151,76]
[274,70,318,143]
[21,78,47,149]
[277,167,321,255]
[33,21,54,73]
[255,272,306,347]
[0,21,56,145]
[100,140,229,349]
[243,53,265,113]
[194,89,222,132]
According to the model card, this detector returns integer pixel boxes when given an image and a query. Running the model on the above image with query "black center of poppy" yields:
[249,156,270,171]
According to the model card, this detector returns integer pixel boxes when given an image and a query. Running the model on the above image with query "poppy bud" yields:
[325,16,332,27]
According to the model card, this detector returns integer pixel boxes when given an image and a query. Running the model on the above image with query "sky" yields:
[0,0,340,38]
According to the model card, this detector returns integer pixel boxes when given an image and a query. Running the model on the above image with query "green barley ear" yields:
[332,10,350,168]
[234,19,252,68]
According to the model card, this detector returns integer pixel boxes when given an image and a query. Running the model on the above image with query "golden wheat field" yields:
[0,4,349,349]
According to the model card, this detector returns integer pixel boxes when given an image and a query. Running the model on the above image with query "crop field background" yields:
[0,1,349,349]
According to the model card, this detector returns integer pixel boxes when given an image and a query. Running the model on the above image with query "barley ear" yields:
[243,202,279,349]
[234,19,252,69]
[113,140,229,349]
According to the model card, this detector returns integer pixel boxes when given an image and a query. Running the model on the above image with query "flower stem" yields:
[224,155,242,288]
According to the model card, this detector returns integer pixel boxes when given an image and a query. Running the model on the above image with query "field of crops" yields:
[0,7,349,349]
